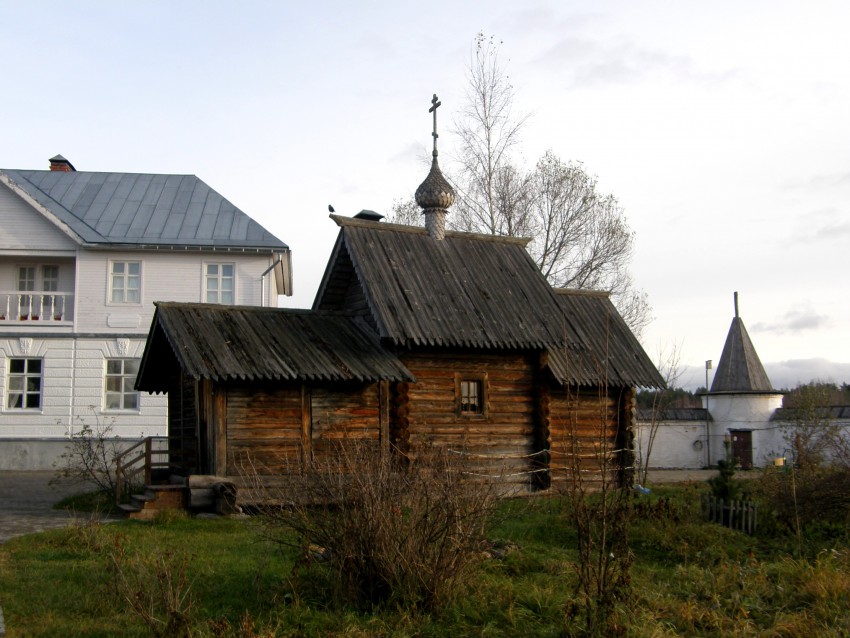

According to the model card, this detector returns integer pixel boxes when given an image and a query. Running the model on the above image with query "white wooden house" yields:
[0,155,291,469]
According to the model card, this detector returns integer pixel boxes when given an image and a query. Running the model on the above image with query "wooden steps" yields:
[118,484,186,520]
[117,475,241,518]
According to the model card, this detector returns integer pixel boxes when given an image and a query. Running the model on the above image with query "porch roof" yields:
[136,302,414,392]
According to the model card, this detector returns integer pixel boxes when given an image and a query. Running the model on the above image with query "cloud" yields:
[785,206,850,244]
[387,142,428,167]
[531,35,735,89]
[764,359,850,390]
[677,358,850,391]
[752,308,830,334]
[781,172,850,191]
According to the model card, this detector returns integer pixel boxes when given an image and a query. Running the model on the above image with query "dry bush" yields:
[108,534,196,638]
[758,465,850,535]
[52,408,126,496]
[243,442,498,611]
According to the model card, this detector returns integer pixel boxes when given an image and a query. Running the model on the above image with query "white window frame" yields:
[108,260,142,304]
[204,262,236,304]
[41,265,60,292]
[6,358,43,411]
[103,358,141,412]
[17,266,36,292]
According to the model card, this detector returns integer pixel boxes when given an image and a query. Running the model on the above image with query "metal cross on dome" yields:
[429,94,441,156]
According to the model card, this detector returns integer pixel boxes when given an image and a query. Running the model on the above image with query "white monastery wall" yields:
[636,421,706,470]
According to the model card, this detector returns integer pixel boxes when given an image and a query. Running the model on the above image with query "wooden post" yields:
[300,384,311,469]
[144,437,152,486]
[379,380,389,456]
[214,390,227,476]
[115,457,122,503]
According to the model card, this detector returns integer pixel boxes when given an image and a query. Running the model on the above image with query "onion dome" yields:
[415,157,455,210]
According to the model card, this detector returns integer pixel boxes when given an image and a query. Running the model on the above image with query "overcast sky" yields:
[2,1,848,391]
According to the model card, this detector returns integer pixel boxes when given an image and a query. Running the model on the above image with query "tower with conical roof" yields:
[414,94,455,240]
[710,292,774,393]
[704,292,783,469]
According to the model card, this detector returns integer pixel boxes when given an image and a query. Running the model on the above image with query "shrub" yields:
[52,409,123,496]
[757,466,850,540]
[244,442,498,611]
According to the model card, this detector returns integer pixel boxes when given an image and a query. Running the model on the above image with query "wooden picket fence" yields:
[702,495,758,535]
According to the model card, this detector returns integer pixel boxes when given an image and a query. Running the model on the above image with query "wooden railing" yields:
[115,436,171,503]
[0,292,73,322]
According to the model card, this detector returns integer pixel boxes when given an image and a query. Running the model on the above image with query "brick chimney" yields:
[49,155,76,172]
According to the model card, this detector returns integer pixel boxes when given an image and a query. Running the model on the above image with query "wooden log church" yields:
[135,96,663,495]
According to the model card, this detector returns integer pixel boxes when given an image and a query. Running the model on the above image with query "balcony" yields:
[0,292,74,324]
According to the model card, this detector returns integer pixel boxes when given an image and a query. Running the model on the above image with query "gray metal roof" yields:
[770,406,850,421]
[136,303,413,392]
[636,407,710,421]
[314,216,568,350]
[710,315,774,394]
[546,289,665,388]
[0,169,287,250]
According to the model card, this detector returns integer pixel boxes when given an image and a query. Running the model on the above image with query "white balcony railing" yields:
[0,292,73,322]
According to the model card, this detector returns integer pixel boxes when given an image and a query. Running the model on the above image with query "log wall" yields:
[397,350,542,489]
[547,384,631,488]
[225,384,304,475]
[311,383,382,460]
[223,381,384,475]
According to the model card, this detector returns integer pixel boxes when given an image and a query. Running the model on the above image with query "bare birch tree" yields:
[451,32,530,236]
[386,197,421,226]
[448,32,651,336]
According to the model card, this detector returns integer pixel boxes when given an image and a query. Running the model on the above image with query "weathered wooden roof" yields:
[0,169,287,250]
[136,303,413,392]
[710,315,774,394]
[546,289,665,388]
[314,216,568,350]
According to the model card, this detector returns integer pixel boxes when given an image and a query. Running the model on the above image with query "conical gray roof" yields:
[710,293,774,393]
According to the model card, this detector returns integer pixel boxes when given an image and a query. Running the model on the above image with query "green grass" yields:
[53,488,120,515]
[1,484,849,637]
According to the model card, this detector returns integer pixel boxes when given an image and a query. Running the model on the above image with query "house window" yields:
[205,263,235,304]
[104,359,140,411]
[456,373,488,417]
[6,358,43,410]
[41,265,59,292]
[17,267,36,292]
[16,267,36,317]
[109,261,141,303]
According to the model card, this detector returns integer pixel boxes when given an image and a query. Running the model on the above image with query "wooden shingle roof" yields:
[136,303,413,392]
[710,315,774,394]
[314,216,568,350]
[0,169,287,250]
[546,289,664,388]
[313,216,662,388]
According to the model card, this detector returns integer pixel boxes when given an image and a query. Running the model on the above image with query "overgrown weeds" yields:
[108,532,197,638]
[2,486,850,636]
[243,442,498,612]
